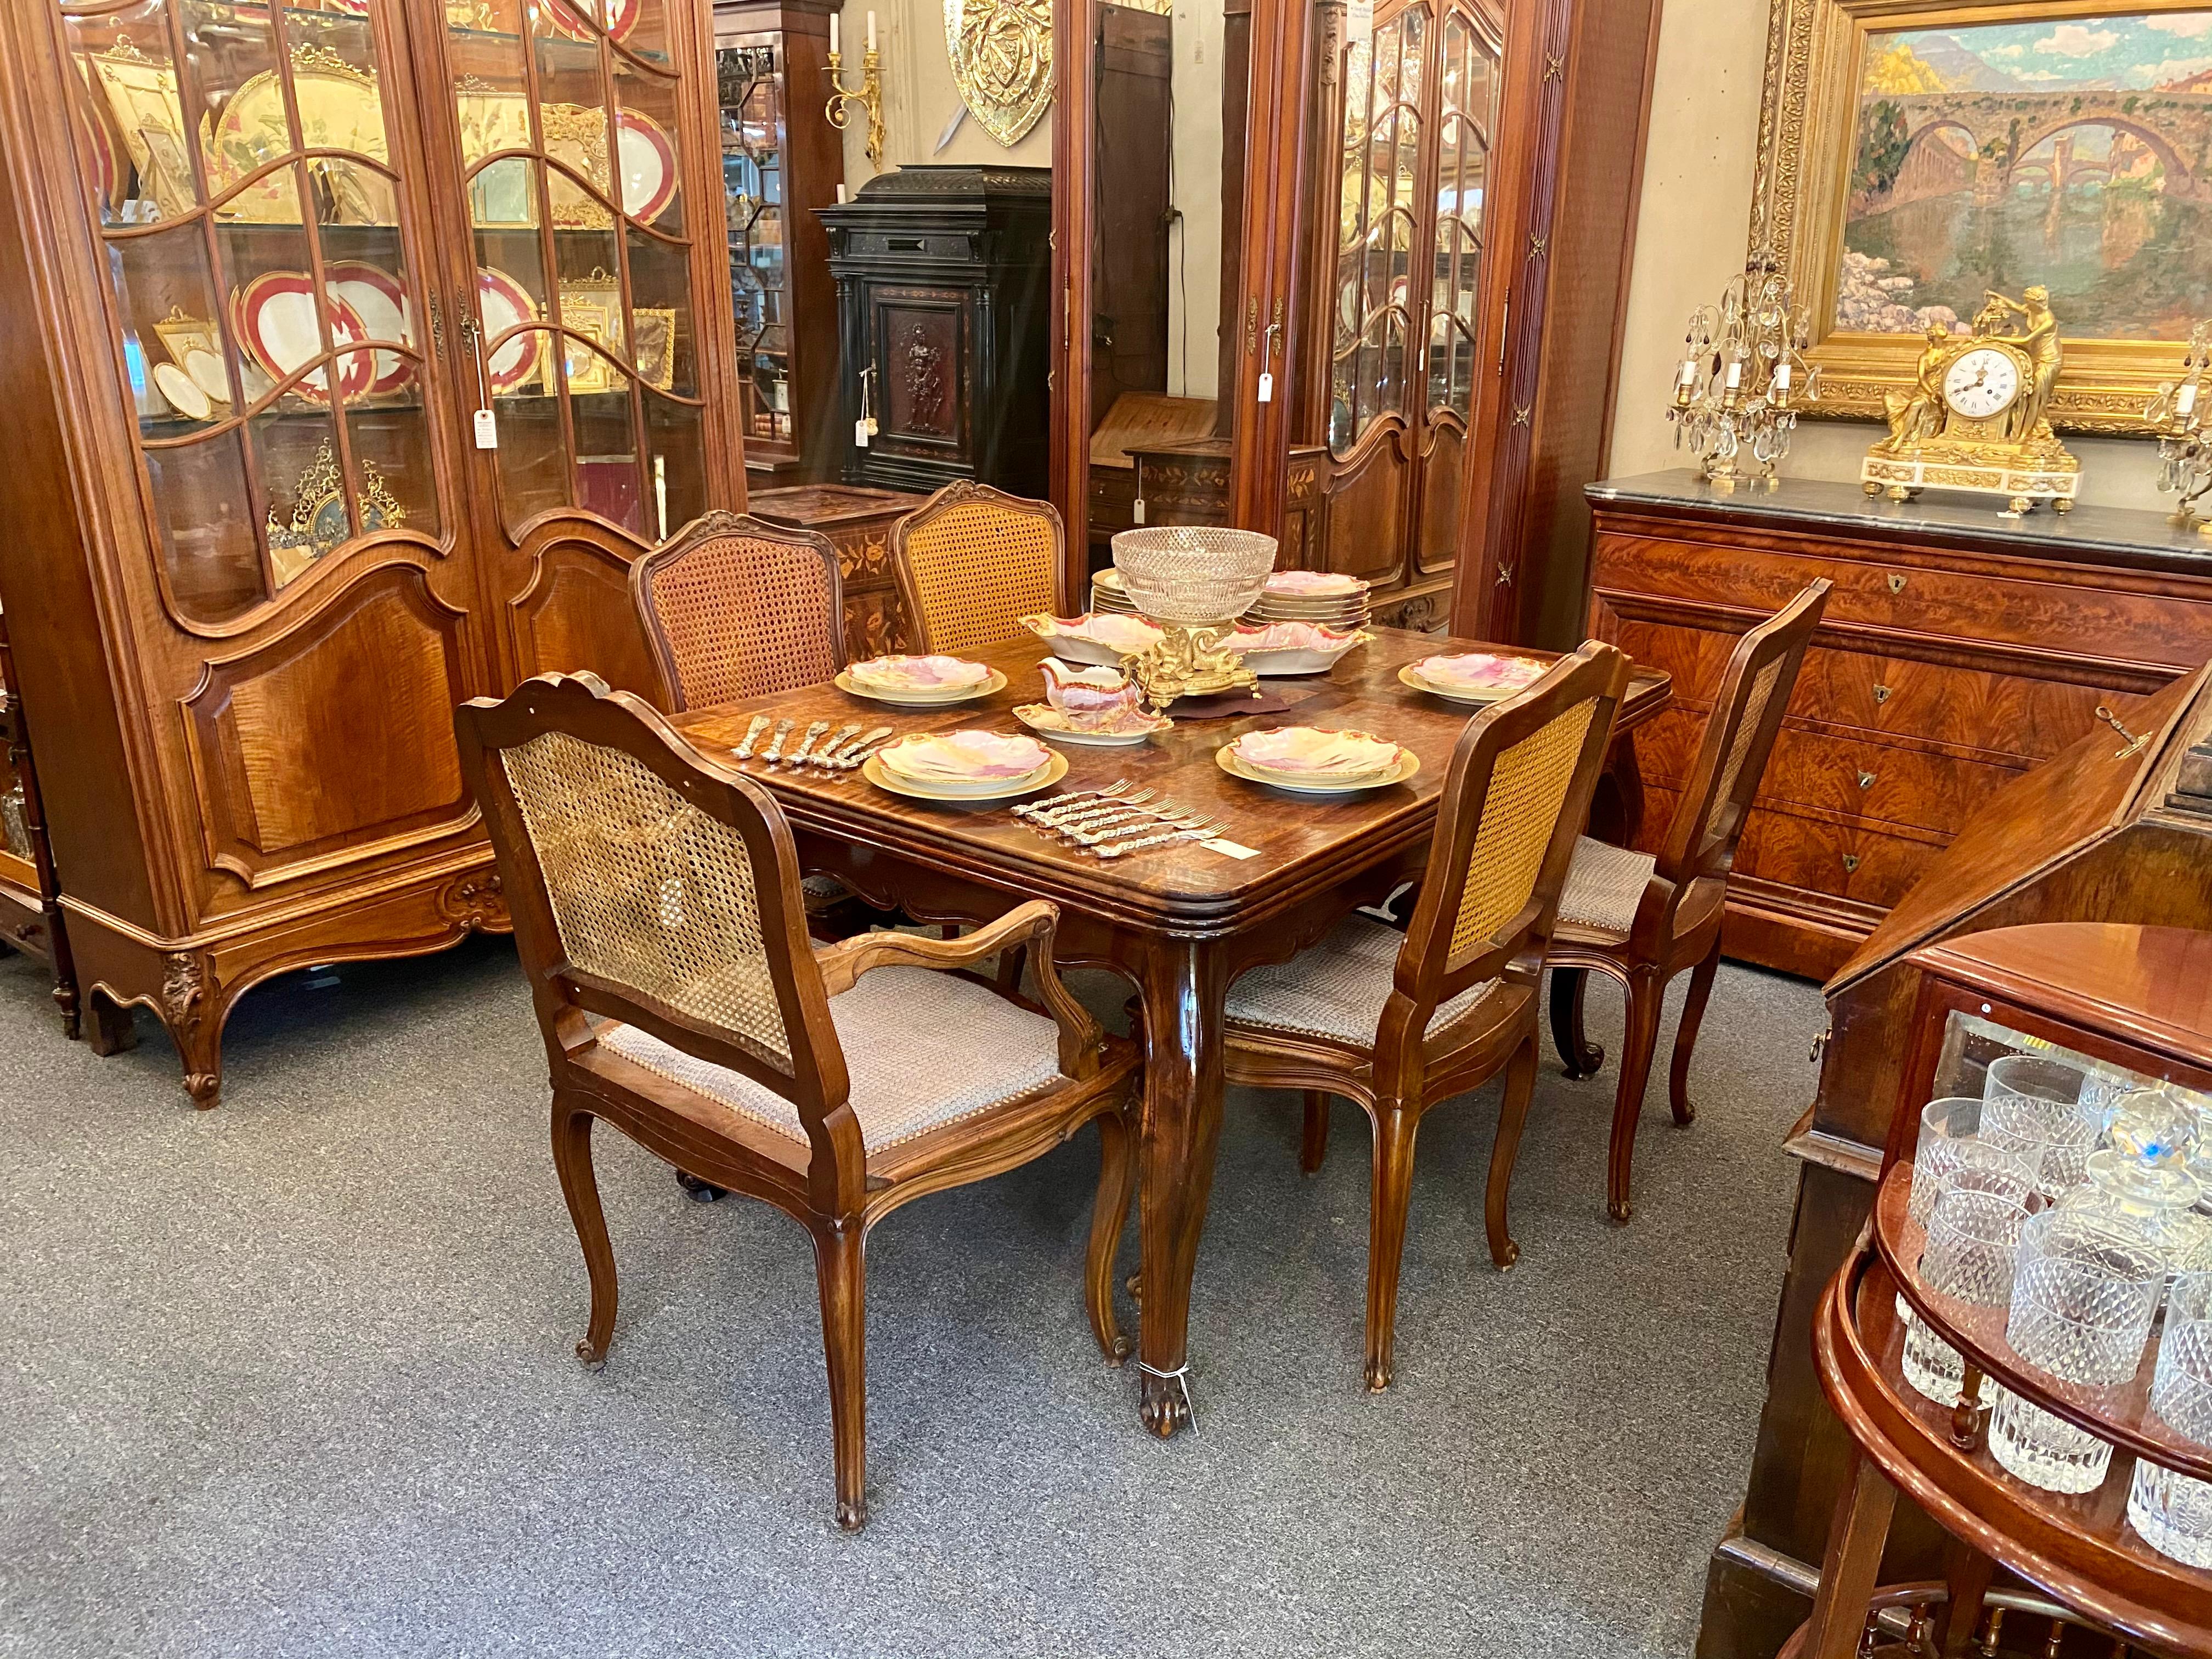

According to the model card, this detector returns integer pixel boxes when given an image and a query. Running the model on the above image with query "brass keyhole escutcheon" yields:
[1856,770,1876,790]
[1887,573,1907,594]
[1871,684,1892,705]
[1842,853,1861,873]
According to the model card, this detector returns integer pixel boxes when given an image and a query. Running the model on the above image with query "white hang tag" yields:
[1132,496,1147,524]
[1257,371,1274,403]
[855,418,870,448]
[473,407,498,449]
[1201,837,1260,860]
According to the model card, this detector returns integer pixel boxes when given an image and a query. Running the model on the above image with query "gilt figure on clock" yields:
[1862,285,2080,517]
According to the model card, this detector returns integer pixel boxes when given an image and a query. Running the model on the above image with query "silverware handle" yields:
[1098,828,1206,859]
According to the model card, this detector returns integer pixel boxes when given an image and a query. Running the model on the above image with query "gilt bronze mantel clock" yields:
[1860,286,2081,517]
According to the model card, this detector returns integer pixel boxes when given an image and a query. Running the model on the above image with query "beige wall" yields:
[1606,0,2160,508]
[832,0,1053,189]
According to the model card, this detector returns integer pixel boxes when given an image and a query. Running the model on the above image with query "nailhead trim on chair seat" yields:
[601,966,1066,1152]
[1556,836,1656,938]
[1224,916,1501,1047]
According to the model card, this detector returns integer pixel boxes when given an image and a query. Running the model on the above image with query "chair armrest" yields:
[811,900,1106,1079]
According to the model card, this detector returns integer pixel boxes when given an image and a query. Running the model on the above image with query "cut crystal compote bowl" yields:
[1110,526,1279,707]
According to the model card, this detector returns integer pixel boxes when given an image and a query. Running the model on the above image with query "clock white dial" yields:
[1943,347,2021,421]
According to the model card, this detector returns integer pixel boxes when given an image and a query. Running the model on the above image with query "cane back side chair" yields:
[630,511,847,713]
[1222,641,1632,1390]
[453,673,1141,1531]
[1547,580,1830,1223]
[889,481,1068,654]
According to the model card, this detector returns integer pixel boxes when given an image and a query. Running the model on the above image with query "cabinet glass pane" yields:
[449,0,706,541]
[1427,13,1496,420]
[63,0,445,620]
[1330,9,1424,459]
[719,40,790,451]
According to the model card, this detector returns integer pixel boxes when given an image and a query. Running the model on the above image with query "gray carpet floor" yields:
[0,938,1823,1659]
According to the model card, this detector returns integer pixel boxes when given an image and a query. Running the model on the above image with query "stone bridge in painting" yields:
[1884,89,2212,204]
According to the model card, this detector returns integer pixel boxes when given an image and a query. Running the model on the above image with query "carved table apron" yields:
[674,628,1671,1435]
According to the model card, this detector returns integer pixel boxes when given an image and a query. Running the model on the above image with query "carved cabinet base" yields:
[61,854,510,1110]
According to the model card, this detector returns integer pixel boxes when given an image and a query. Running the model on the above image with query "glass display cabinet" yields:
[1798,922,2212,1658]
[0,0,742,1106]
[712,0,842,483]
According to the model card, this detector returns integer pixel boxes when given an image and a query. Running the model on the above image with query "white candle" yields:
[835,182,845,203]
[2181,382,2200,418]
[1675,359,1697,388]
[1723,361,1742,390]
[867,9,877,49]
[1774,363,1792,391]
[828,11,838,54]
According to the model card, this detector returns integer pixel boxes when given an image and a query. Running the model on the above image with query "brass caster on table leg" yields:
[1608,1199,1633,1225]
[1137,1361,1193,1437]
[835,1500,867,1532]
[1364,1362,1393,1393]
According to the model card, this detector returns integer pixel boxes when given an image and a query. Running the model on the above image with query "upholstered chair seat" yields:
[1223,917,1513,1048]
[1555,836,1660,938]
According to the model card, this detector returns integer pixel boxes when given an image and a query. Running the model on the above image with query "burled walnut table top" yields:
[672,628,1669,933]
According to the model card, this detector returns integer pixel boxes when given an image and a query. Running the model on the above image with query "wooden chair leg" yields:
[1667,940,1722,1127]
[812,1222,868,1531]
[1364,1104,1420,1391]
[1483,1033,1539,1269]
[1300,1091,1332,1173]
[1607,970,1666,1224]
[1802,1448,1898,1659]
[551,1098,617,1368]
[1548,966,1603,1077]
[1085,1099,1138,1365]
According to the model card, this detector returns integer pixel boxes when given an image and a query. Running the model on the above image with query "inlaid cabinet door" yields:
[57,0,490,897]
[421,0,742,692]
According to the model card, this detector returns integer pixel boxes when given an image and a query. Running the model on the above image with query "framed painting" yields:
[1755,0,2212,432]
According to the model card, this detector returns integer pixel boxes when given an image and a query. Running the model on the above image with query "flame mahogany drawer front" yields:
[1589,476,2212,979]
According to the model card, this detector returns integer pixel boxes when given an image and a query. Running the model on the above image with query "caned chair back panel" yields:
[631,512,847,713]
[454,675,856,1173]
[890,482,1066,654]
[1658,579,1830,888]
[1398,642,1632,1008]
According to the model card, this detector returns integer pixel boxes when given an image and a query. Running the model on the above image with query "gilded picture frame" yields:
[1754,0,2212,434]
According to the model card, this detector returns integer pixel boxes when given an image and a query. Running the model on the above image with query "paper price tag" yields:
[1200,838,1261,860]
[472,408,498,449]
[1132,496,1146,524]
[855,419,870,449]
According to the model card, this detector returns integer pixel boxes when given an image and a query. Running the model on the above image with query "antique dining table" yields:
[671,627,1671,1436]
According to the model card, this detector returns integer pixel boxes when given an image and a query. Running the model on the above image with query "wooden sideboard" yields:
[1587,472,2212,980]
[747,483,927,659]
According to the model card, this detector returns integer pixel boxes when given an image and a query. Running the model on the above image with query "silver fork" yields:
[787,720,832,768]
[1097,821,1223,859]
[759,718,794,766]
[1048,795,1180,837]
[733,714,770,761]
[1072,811,1214,849]
[823,725,892,769]
[1036,788,1155,829]
[834,735,897,771]
[1013,780,1130,820]
[808,723,862,769]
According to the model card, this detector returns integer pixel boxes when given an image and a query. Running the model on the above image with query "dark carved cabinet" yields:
[819,166,1052,499]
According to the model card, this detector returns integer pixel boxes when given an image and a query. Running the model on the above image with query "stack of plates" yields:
[1217,726,1417,794]
[865,730,1066,800]
[1243,571,1372,633]
[1398,651,1548,706]
[1090,568,1140,616]
[834,654,1005,706]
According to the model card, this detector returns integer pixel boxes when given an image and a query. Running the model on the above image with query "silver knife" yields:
[810,723,862,768]
[788,720,831,767]
[760,718,794,766]
[733,714,770,761]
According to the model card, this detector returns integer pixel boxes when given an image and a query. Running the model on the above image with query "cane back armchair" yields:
[453,674,1141,1530]
[1548,580,1829,1223]
[1222,641,1632,1390]
[630,511,847,713]
[889,481,1069,654]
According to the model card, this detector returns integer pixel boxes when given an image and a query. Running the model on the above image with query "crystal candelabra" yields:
[1110,527,1277,709]
[2151,320,2212,537]
[823,9,886,170]
[1666,246,1819,490]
